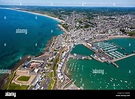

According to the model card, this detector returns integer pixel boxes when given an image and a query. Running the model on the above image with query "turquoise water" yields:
[67,38,135,90]
[108,38,135,54]
[0,8,63,69]
[71,44,94,56]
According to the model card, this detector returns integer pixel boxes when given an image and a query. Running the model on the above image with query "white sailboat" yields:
[80,86,83,90]
[35,43,37,46]
[129,43,131,46]
[82,83,84,87]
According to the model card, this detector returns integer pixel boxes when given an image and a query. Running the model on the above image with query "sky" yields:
[0,0,135,7]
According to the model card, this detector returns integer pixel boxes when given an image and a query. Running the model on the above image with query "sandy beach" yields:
[58,24,68,34]
[2,7,64,22]
[108,35,130,39]
[19,10,64,22]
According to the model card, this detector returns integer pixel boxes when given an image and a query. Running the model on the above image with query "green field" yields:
[8,83,28,90]
[47,79,55,90]
[49,71,54,78]
[17,76,30,81]
[47,71,55,89]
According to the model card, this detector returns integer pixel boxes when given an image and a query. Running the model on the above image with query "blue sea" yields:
[0,8,62,69]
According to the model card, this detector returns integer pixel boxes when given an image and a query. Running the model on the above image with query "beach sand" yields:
[4,7,64,22]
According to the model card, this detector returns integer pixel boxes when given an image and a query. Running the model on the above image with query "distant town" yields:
[1,6,135,90]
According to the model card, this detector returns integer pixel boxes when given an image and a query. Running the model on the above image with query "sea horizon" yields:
[1,5,135,8]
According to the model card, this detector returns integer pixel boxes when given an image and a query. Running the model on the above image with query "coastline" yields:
[1,7,64,23]
[0,7,69,89]
[58,24,68,34]
[13,7,76,89]
[109,35,135,39]
[0,36,56,89]
[35,36,56,58]
[0,55,31,89]
[17,10,63,22]
[108,35,130,39]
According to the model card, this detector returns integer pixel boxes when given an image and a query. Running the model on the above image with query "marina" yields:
[93,42,126,60]
[67,38,135,90]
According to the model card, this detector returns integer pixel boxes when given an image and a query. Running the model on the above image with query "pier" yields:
[90,55,104,62]
[64,81,80,90]
[69,54,92,60]
[111,62,119,68]
[112,53,135,62]
[82,42,97,53]
[82,41,135,69]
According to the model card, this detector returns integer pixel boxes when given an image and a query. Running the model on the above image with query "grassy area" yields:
[3,72,16,90]
[52,77,57,89]
[53,54,60,77]
[47,79,55,90]
[48,71,54,79]
[49,49,64,89]
[47,70,56,90]
[8,83,28,90]
[17,76,30,81]
[51,55,60,89]
[3,72,29,90]
[128,31,135,36]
